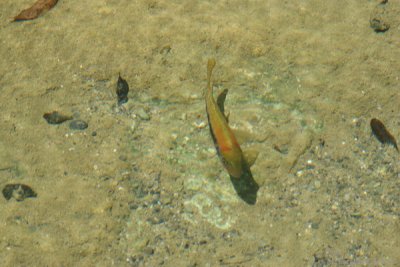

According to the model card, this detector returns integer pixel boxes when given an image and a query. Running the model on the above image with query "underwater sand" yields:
[0,0,399,266]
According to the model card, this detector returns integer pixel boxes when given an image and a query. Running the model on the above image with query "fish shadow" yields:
[229,168,259,205]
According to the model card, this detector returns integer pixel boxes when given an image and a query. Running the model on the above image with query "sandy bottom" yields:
[0,0,399,266]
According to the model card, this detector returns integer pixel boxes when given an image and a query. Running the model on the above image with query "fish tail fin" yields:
[207,58,216,93]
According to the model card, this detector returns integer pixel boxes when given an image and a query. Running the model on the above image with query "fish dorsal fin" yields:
[217,89,229,121]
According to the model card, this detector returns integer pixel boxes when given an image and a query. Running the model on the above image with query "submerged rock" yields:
[43,111,73,124]
[69,120,88,130]
[2,183,37,201]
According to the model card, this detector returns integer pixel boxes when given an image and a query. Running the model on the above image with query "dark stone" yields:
[43,111,72,124]
[2,184,37,201]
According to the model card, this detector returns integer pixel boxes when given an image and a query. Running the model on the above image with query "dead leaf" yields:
[13,0,58,21]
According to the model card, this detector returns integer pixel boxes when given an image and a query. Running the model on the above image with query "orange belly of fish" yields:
[219,143,234,153]
[218,132,240,151]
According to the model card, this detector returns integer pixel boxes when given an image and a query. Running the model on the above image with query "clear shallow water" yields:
[0,0,399,266]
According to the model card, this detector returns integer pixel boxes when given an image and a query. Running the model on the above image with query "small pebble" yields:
[160,44,171,54]
[370,18,390,32]
[43,111,73,124]
[137,108,150,121]
[370,4,390,33]
[69,120,88,130]
[119,155,128,161]
[2,183,37,201]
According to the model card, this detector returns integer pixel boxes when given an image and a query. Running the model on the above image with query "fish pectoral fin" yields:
[243,147,259,167]
[233,129,254,145]
[217,89,229,116]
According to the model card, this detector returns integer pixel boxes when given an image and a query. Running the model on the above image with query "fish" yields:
[116,73,129,105]
[370,118,398,151]
[205,58,248,178]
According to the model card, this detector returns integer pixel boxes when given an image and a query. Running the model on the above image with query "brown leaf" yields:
[13,0,58,21]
